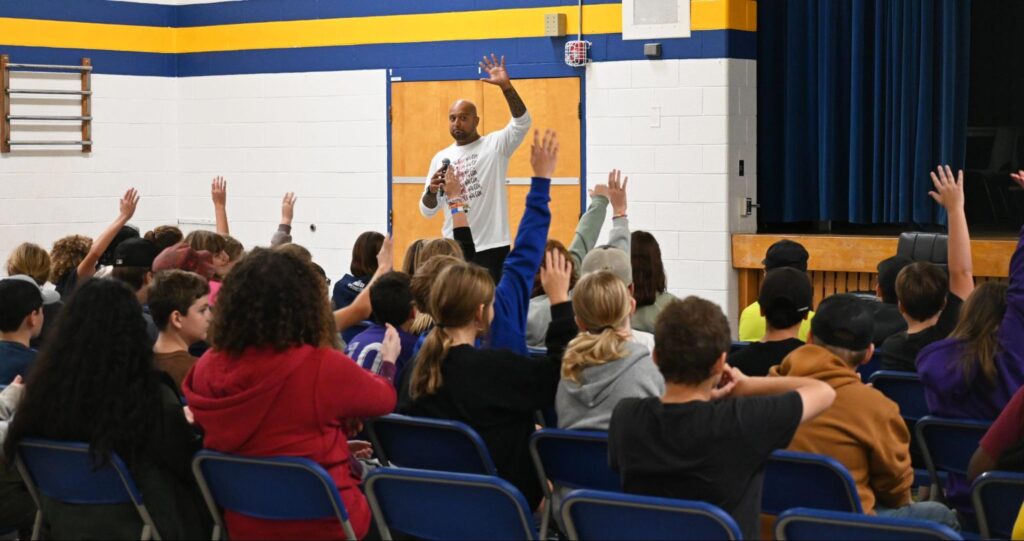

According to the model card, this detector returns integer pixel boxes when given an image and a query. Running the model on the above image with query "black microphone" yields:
[439,158,451,197]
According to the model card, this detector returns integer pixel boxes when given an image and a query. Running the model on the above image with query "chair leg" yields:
[141,524,151,541]
[211,524,220,541]
[539,499,551,540]
[30,511,41,541]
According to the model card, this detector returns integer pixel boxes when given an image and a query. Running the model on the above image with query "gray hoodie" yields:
[555,341,665,431]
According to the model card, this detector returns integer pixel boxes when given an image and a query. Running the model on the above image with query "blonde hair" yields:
[409,255,462,334]
[419,238,463,263]
[562,271,632,383]
[7,243,52,285]
[50,235,92,281]
[408,262,494,399]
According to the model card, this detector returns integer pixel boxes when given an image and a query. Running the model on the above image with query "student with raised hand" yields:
[527,169,630,348]
[183,248,397,540]
[609,296,835,541]
[211,176,229,235]
[53,188,140,296]
[333,235,394,334]
[332,231,384,311]
[556,271,664,431]
[398,250,577,511]
[4,278,211,539]
[271,192,298,247]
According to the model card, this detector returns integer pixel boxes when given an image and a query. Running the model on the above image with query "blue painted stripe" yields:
[179,31,755,78]
[177,0,620,28]
[0,0,174,28]
[0,45,176,77]
[0,31,753,79]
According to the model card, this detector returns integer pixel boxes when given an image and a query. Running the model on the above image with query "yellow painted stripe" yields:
[0,0,755,55]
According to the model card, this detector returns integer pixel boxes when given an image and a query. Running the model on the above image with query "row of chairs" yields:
[11,411,1024,540]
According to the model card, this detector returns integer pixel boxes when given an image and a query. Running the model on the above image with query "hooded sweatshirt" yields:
[183,345,396,540]
[556,341,665,431]
[771,344,913,514]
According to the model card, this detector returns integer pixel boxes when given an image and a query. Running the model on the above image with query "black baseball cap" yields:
[876,255,914,304]
[0,276,50,331]
[100,225,140,266]
[113,238,160,269]
[763,239,809,272]
[811,294,875,351]
[759,267,812,326]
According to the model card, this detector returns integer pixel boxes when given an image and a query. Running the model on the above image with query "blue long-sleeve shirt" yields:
[488,177,552,354]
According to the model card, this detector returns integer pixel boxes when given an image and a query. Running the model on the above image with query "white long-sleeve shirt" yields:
[419,111,532,252]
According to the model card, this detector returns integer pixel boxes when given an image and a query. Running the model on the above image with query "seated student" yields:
[880,263,959,372]
[630,231,680,334]
[347,271,420,384]
[772,294,958,527]
[556,271,664,431]
[184,248,397,540]
[0,375,35,539]
[882,165,975,371]
[6,243,61,348]
[148,270,211,389]
[578,246,656,351]
[333,231,384,311]
[222,235,244,274]
[608,296,835,541]
[738,240,815,342]
[4,279,210,539]
[728,267,811,377]
[0,275,58,384]
[398,251,577,511]
[870,255,913,346]
[110,238,161,342]
[527,170,630,348]
[144,225,184,252]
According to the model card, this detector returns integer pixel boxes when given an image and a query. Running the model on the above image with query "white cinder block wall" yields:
[0,74,179,268]
[586,58,756,328]
[176,70,389,281]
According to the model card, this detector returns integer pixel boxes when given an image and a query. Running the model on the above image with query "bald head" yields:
[448,100,481,145]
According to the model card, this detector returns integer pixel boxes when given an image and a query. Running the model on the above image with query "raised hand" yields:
[211,176,227,207]
[281,192,297,225]
[589,184,610,200]
[1011,170,1024,190]
[541,249,572,304]
[381,323,402,365]
[608,169,629,217]
[530,129,559,179]
[479,53,511,90]
[444,164,464,199]
[376,234,394,274]
[928,165,964,211]
[119,188,140,221]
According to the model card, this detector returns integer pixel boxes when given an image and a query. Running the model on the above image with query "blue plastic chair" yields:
[869,370,935,488]
[364,467,537,540]
[561,488,742,540]
[972,471,1024,539]
[775,507,962,540]
[856,351,884,382]
[529,429,621,538]
[915,416,991,491]
[16,438,161,540]
[762,450,863,515]
[191,450,357,540]
[366,414,497,475]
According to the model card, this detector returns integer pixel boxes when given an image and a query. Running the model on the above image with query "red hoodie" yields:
[182,344,396,540]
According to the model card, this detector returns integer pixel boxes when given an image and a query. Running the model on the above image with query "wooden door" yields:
[390,77,582,270]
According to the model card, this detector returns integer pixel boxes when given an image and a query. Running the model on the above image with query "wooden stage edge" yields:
[731,233,1017,313]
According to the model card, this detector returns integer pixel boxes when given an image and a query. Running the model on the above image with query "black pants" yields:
[473,245,510,284]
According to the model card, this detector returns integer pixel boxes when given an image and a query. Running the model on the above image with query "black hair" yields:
[0,280,42,332]
[370,271,415,327]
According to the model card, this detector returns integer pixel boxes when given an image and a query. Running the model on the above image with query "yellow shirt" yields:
[738,301,814,342]
[1013,502,1024,540]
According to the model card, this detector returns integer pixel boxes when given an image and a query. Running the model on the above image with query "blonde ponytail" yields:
[562,271,632,383]
[407,261,495,399]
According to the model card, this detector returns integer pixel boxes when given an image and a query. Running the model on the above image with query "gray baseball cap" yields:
[2,274,60,305]
[580,246,632,286]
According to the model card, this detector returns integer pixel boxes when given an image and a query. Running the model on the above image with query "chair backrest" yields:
[856,351,883,382]
[561,489,742,541]
[972,471,1024,539]
[868,371,928,422]
[364,467,537,540]
[775,507,962,540]
[897,232,949,266]
[367,414,496,475]
[915,416,991,481]
[16,438,160,540]
[191,450,356,540]
[529,429,620,493]
[762,450,863,515]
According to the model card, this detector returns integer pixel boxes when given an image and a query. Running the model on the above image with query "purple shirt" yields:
[917,226,1024,421]
[345,324,418,386]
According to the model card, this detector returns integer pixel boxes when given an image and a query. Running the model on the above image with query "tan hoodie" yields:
[770,344,913,513]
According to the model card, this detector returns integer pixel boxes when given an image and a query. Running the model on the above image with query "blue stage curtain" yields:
[758,0,971,225]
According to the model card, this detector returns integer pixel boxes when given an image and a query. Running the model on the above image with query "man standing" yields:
[420,54,532,282]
